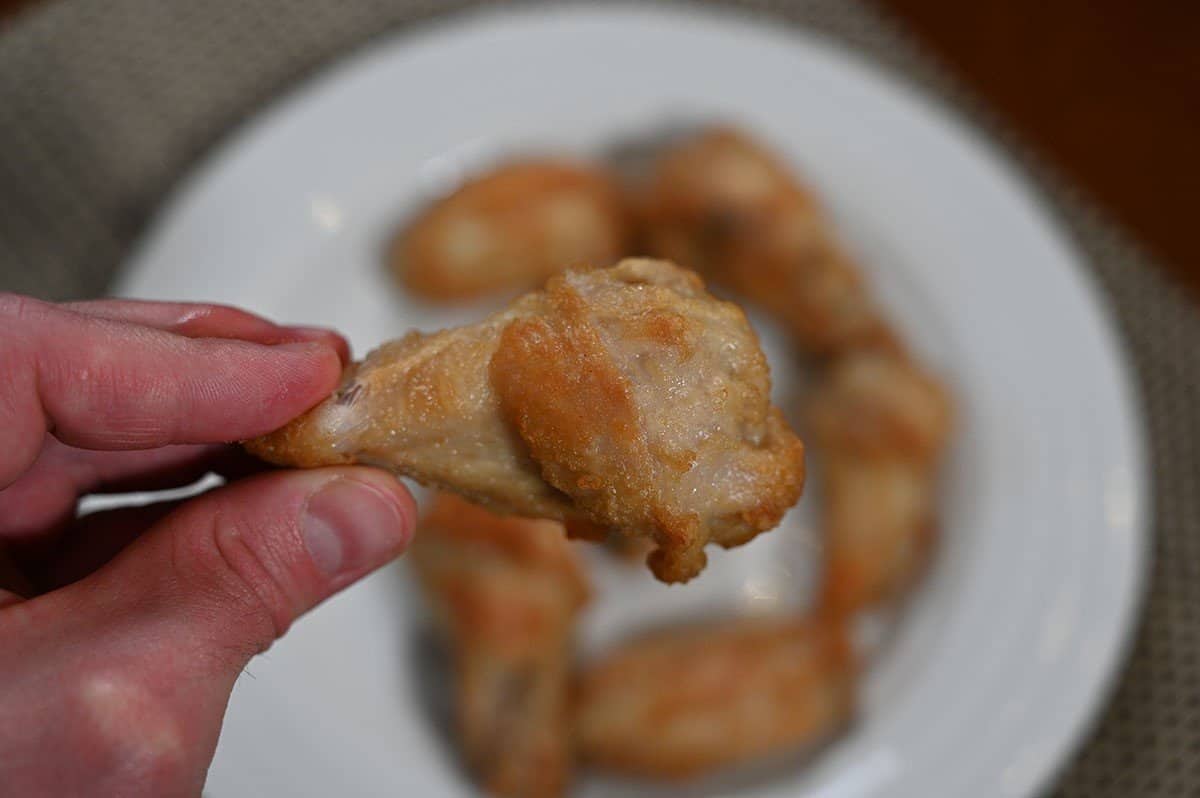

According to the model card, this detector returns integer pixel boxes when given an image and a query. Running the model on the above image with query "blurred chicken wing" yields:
[411,494,589,798]
[638,127,897,356]
[247,258,806,583]
[394,161,629,301]
[575,616,855,779]
[808,352,952,612]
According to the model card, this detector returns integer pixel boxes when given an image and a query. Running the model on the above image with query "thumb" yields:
[0,468,414,797]
[96,466,416,664]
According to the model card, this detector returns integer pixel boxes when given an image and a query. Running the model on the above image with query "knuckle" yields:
[0,298,47,358]
[173,509,297,659]
[41,330,183,448]
[0,336,29,399]
[0,328,45,477]
[53,357,173,447]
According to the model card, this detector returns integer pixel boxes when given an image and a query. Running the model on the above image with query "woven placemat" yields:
[1,1,1196,795]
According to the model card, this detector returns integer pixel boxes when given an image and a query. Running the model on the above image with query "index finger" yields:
[0,294,343,488]
[62,298,351,363]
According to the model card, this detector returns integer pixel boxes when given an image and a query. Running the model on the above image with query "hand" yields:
[0,294,416,797]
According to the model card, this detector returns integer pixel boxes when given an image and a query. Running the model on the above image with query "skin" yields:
[637,127,953,610]
[638,127,901,358]
[248,259,806,584]
[0,295,417,797]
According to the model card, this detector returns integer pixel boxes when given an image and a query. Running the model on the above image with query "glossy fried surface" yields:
[808,352,953,612]
[574,616,855,779]
[411,494,589,798]
[394,161,629,301]
[247,258,805,583]
[638,127,898,356]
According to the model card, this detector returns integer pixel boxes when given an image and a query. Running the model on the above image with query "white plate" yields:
[117,5,1148,797]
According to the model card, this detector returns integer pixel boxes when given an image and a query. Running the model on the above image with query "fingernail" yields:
[274,340,326,355]
[301,478,410,578]
[283,325,339,342]
[279,329,351,364]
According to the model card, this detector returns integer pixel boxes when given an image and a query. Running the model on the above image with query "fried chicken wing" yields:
[393,161,629,301]
[247,258,805,583]
[575,616,856,779]
[411,494,589,798]
[638,127,898,356]
[808,353,952,612]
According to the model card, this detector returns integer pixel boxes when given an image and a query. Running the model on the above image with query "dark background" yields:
[2,0,1198,303]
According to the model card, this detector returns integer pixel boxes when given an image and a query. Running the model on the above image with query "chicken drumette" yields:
[247,258,805,583]
[393,160,629,301]
[411,494,589,798]
[807,352,953,612]
[575,615,856,779]
[638,127,898,357]
[638,128,954,608]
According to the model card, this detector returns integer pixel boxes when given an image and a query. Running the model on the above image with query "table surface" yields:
[877,0,1200,304]
[2,0,1197,306]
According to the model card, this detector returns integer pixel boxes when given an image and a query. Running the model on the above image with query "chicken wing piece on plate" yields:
[807,352,953,612]
[247,258,806,583]
[411,493,589,798]
[393,160,630,301]
[575,615,856,780]
[637,127,898,357]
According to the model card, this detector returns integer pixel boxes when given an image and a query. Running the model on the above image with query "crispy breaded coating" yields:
[808,352,953,611]
[247,258,805,583]
[394,161,629,301]
[575,616,856,779]
[638,127,898,356]
[411,494,588,798]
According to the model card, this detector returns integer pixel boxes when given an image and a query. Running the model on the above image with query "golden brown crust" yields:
[419,494,591,607]
[394,160,630,301]
[489,272,699,582]
[246,299,577,521]
[410,494,588,798]
[633,127,956,603]
[817,454,938,611]
[574,616,856,779]
[247,259,806,584]
[808,352,953,612]
[638,127,899,357]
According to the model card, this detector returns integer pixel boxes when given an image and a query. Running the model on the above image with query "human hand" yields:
[0,295,416,797]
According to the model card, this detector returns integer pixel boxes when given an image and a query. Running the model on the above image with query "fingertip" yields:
[299,469,415,585]
[272,340,346,393]
[339,467,418,548]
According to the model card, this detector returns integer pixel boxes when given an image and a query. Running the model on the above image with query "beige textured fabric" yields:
[0,1,1196,795]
